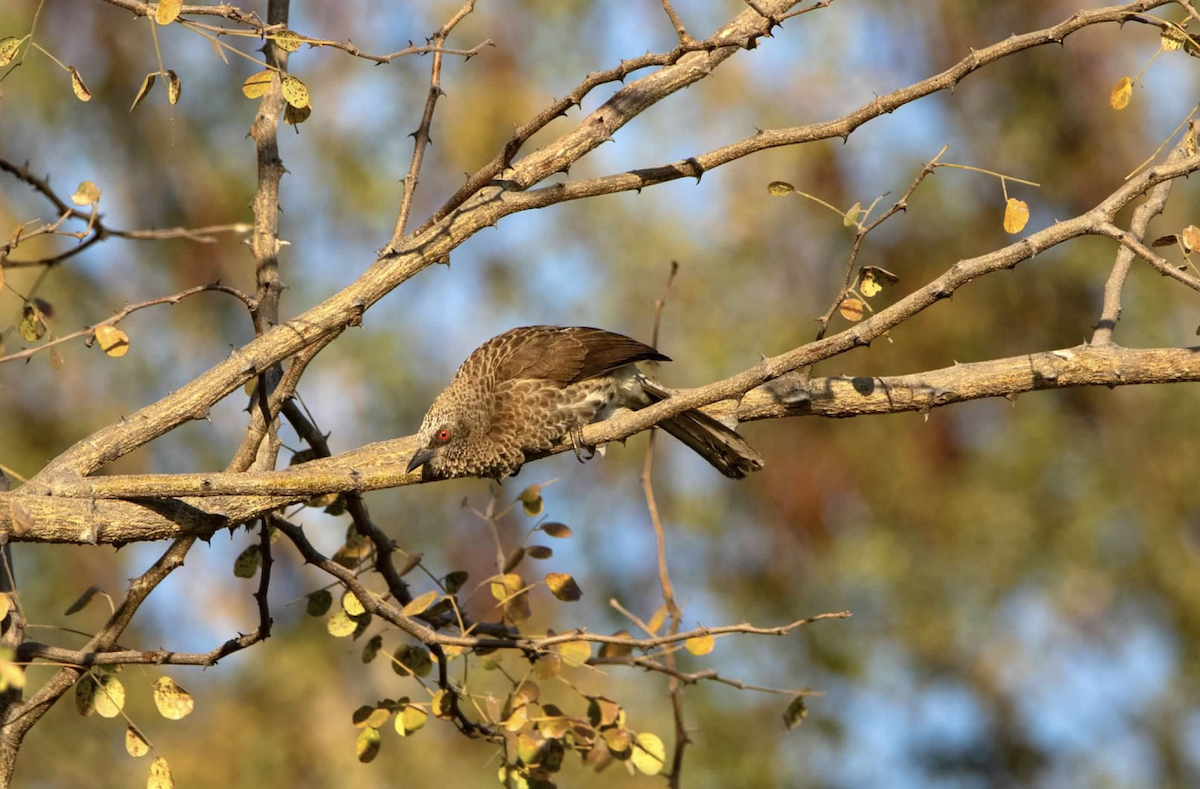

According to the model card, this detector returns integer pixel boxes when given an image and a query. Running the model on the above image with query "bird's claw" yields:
[569,426,596,463]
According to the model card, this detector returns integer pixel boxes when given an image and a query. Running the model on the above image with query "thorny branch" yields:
[388,1,478,246]
[3,0,1200,781]
[15,0,1163,489]
[811,145,947,346]
[0,158,252,268]
[17,520,273,669]
[0,283,256,366]
[97,0,491,66]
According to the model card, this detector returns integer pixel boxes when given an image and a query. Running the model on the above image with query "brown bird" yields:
[406,326,764,481]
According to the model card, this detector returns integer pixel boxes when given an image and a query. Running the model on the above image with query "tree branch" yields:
[5,343,1199,544]
[26,0,1169,488]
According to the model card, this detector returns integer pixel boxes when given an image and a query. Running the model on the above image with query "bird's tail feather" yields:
[639,378,764,479]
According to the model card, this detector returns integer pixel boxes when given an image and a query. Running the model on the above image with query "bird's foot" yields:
[569,425,596,463]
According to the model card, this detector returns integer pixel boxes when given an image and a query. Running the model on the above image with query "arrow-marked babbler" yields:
[407,326,764,480]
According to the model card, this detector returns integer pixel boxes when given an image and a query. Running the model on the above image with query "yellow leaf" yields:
[274,29,303,53]
[166,69,181,105]
[125,726,150,758]
[685,633,715,656]
[0,37,22,67]
[355,727,381,763]
[1002,197,1030,234]
[0,649,21,691]
[1182,224,1200,252]
[70,181,100,206]
[402,590,437,617]
[94,325,130,357]
[18,304,46,341]
[631,732,666,775]
[767,181,795,196]
[599,630,634,658]
[90,674,124,717]
[1110,76,1132,110]
[242,70,275,99]
[341,590,365,616]
[545,572,582,602]
[147,756,174,789]
[152,677,194,720]
[838,297,865,322]
[516,484,543,516]
[280,75,309,108]
[503,704,528,732]
[490,573,523,600]
[646,605,668,635]
[1162,27,1186,51]
[395,704,428,736]
[533,654,562,680]
[155,0,182,25]
[555,639,592,667]
[431,689,453,719]
[326,608,357,637]
[604,726,633,755]
[69,66,92,102]
[129,72,156,112]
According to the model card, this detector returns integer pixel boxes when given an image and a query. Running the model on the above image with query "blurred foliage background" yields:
[3,0,1200,787]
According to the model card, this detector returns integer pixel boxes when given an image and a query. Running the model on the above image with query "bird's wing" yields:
[496,326,670,384]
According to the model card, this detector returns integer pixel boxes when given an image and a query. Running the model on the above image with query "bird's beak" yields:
[406,447,436,475]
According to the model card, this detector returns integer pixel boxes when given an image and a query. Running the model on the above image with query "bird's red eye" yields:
[437,428,451,442]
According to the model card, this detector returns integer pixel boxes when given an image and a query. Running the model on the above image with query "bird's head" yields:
[406,394,476,478]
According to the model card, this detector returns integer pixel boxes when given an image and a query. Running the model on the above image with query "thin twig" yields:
[0,283,256,365]
[640,261,688,787]
[660,0,695,44]
[810,145,947,348]
[590,655,825,697]
[1093,128,1194,344]
[389,0,478,246]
